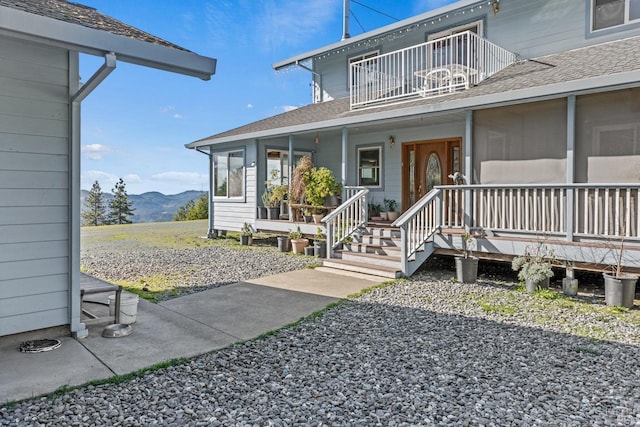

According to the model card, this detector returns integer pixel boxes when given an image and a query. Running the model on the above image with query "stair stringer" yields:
[404,240,436,276]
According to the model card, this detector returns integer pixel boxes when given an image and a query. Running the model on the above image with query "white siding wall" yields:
[212,141,258,231]
[0,38,70,336]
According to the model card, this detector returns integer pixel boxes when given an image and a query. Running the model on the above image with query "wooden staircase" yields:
[323,224,405,279]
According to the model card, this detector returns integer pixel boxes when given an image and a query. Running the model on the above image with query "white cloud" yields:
[247,103,254,109]
[258,0,341,52]
[205,0,341,52]
[81,144,111,160]
[282,105,298,112]
[82,170,119,190]
[160,105,175,114]
[123,174,142,184]
[173,113,184,119]
[151,171,208,187]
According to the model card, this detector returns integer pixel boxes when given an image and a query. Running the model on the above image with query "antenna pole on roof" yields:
[342,0,351,40]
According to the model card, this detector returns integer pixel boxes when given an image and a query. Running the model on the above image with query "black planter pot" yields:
[267,207,280,220]
[277,236,290,252]
[240,235,252,246]
[455,256,478,283]
[314,241,327,258]
[603,273,637,308]
[304,246,315,256]
[256,206,267,219]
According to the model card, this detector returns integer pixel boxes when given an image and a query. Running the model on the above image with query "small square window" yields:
[358,147,382,187]
[592,0,639,30]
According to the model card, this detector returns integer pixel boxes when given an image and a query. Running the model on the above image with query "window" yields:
[214,150,244,199]
[266,149,309,186]
[358,147,382,187]
[592,0,640,31]
[428,20,482,68]
[349,50,379,88]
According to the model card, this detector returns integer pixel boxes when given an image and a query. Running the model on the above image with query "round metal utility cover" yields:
[102,323,132,338]
[19,339,62,353]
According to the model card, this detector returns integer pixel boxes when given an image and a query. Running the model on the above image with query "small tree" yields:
[107,178,135,224]
[173,193,208,221]
[82,180,107,226]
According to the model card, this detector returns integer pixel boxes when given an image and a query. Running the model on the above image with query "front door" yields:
[402,138,461,210]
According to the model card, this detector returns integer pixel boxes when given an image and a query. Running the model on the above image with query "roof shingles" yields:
[194,35,640,145]
[1,0,188,51]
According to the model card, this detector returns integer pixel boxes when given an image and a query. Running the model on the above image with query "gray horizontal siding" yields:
[0,274,67,299]
[0,38,70,336]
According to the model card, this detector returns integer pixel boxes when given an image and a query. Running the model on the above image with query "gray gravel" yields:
[81,245,321,301]
[3,259,640,426]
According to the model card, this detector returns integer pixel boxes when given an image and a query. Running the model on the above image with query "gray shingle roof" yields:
[1,0,188,51]
[193,35,640,146]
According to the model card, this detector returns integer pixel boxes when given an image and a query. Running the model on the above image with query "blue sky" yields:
[78,0,456,195]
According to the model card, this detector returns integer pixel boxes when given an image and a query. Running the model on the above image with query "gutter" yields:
[0,6,216,80]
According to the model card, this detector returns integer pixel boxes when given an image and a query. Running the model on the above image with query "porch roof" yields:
[187,34,640,149]
[0,0,216,80]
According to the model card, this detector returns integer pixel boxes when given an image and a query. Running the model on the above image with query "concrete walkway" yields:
[0,268,383,403]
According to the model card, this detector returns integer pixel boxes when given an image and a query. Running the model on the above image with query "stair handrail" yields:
[392,188,443,273]
[322,188,369,257]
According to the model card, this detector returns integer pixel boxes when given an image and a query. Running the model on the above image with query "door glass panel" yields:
[426,153,442,191]
[409,149,415,205]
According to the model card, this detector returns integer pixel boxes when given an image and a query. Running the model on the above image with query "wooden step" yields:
[336,250,402,270]
[343,242,401,256]
[322,259,402,279]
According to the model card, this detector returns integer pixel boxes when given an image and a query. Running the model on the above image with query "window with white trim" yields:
[214,150,244,199]
[357,147,382,187]
[592,0,640,31]
[266,149,309,186]
[349,50,379,89]
[428,20,482,68]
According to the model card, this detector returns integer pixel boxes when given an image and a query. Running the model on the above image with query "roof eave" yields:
[272,0,480,70]
[187,69,640,149]
[0,5,216,80]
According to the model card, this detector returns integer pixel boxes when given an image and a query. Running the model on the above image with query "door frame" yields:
[401,137,462,211]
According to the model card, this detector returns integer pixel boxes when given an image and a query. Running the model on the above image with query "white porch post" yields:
[341,127,348,200]
[207,147,216,238]
[288,135,294,221]
[566,95,576,242]
[464,109,473,229]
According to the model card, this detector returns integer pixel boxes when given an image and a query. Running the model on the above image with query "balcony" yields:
[349,31,517,109]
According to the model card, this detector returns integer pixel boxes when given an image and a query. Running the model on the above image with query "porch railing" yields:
[392,188,442,274]
[323,188,369,257]
[391,184,640,275]
[350,31,516,109]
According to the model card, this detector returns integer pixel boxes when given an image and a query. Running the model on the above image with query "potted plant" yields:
[368,200,382,221]
[454,231,479,283]
[313,227,327,258]
[289,226,309,254]
[511,243,554,293]
[384,198,399,222]
[305,167,340,209]
[603,232,637,308]
[268,183,288,220]
[240,222,253,246]
[258,187,271,219]
[302,208,313,223]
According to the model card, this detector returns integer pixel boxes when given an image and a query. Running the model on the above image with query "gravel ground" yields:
[2,256,640,426]
[81,242,322,301]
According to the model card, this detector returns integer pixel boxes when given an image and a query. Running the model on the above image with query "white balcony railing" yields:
[350,31,516,109]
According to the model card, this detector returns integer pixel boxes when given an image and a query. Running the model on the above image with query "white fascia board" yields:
[0,6,216,80]
[272,0,480,70]
[187,69,640,149]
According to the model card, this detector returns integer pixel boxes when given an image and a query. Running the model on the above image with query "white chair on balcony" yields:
[415,68,452,97]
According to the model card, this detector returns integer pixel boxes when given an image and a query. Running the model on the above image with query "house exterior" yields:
[0,0,216,338]
[187,0,640,278]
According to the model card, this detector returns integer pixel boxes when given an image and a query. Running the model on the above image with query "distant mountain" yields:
[80,190,206,223]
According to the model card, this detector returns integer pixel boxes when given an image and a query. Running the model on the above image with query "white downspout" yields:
[196,147,216,238]
[69,52,117,338]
